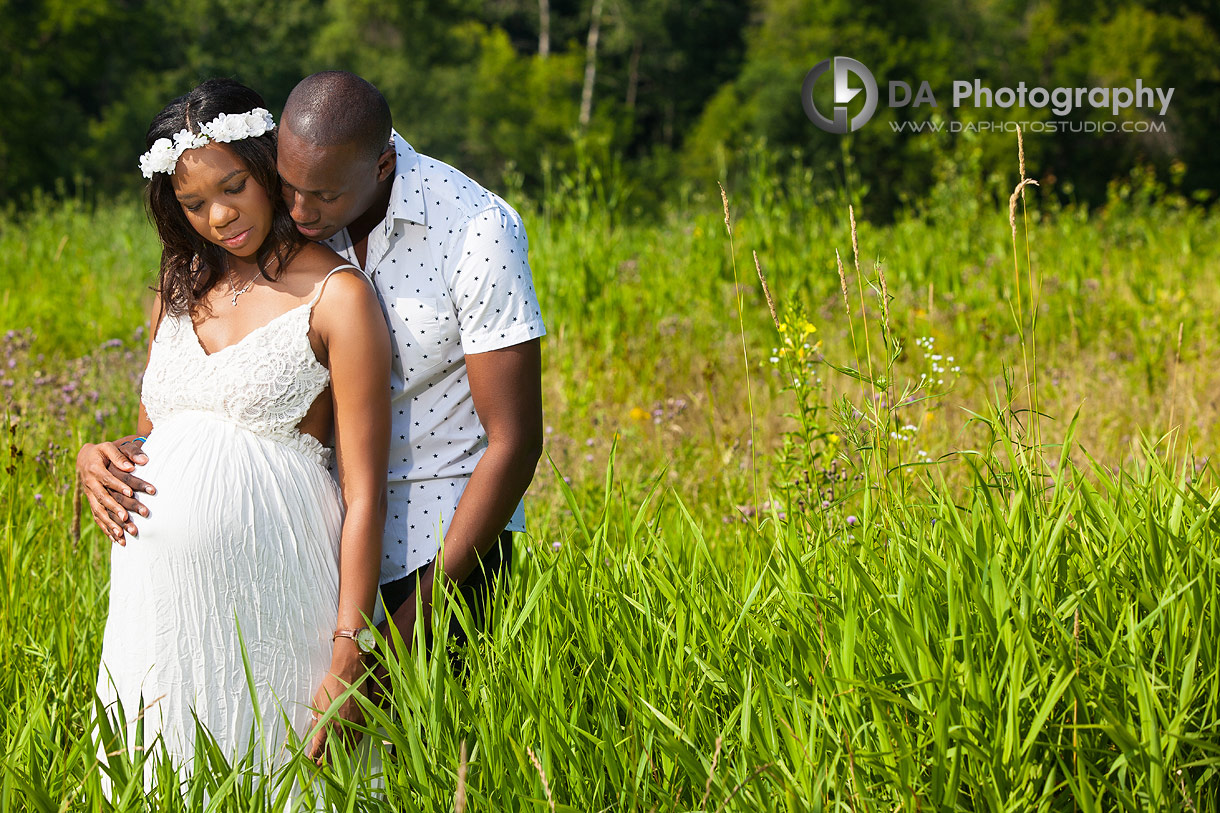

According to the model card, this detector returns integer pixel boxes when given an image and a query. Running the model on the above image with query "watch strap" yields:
[332,627,375,653]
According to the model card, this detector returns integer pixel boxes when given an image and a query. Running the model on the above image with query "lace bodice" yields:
[141,267,355,465]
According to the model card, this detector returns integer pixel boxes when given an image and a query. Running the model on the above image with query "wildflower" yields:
[551,541,561,552]
[584,453,594,462]
[629,407,649,422]
[34,494,43,506]
[846,515,859,526]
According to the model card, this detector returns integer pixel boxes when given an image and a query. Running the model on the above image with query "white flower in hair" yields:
[138,107,277,179]
[139,138,179,178]
[172,130,209,152]
[202,108,275,143]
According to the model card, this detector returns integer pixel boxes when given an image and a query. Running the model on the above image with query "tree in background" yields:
[683,0,1219,217]
[1,0,1215,214]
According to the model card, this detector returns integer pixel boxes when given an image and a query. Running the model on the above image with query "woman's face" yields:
[171,142,273,259]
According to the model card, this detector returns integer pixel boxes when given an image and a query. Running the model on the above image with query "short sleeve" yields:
[445,204,547,355]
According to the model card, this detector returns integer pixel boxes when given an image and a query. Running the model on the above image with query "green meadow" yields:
[2,142,1218,810]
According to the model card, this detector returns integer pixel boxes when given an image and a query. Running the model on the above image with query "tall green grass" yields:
[4,419,1218,809]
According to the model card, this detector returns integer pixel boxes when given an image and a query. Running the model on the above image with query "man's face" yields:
[277,124,388,242]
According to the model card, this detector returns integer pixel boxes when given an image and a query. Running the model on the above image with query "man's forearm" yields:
[445,438,540,580]
[388,437,540,641]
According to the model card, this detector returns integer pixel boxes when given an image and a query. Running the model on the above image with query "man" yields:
[77,71,545,663]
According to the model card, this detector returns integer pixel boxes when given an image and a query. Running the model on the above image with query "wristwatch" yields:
[332,627,377,654]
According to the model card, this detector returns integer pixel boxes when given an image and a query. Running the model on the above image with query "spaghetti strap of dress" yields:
[308,263,364,309]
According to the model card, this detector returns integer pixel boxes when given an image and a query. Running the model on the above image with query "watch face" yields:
[355,628,376,654]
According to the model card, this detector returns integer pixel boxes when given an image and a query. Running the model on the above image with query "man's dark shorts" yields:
[378,530,513,648]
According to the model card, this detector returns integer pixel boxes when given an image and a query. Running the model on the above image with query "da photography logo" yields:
[802,55,1174,135]
[802,56,878,134]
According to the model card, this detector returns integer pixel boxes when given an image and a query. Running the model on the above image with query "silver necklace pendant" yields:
[228,269,256,306]
[230,281,253,307]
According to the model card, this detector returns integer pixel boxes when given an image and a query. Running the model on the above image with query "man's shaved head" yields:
[282,71,392,164]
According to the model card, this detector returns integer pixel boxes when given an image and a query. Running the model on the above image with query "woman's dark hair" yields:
[145,78,303,317]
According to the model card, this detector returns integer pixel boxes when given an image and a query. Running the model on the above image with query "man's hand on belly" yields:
[76,435,157,545]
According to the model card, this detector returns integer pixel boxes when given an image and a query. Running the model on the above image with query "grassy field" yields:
[1,145,1218,810]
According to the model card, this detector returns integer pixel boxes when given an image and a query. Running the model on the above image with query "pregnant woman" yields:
[84,78,390,782]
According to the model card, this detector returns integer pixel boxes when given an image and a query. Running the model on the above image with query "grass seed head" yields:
[718,182,732,237]
[753,251,779,329]
[1009,178,1040,243]
[849,205,861,276]
[835,250,851,316]
[877,261,891,329]
[526,745,555,812]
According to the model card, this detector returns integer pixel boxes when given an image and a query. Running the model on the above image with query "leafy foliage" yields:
[5,0,1215,216]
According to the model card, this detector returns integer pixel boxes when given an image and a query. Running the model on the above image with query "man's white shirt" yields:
[324,131,546,584]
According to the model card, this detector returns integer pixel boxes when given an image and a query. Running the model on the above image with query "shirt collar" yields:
[382,130,426,231]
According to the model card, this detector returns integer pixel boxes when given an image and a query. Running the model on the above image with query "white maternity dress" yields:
[95,266,361,779]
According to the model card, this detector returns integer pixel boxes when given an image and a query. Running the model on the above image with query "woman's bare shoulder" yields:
[304,248,380,324]
[282,242,368,296]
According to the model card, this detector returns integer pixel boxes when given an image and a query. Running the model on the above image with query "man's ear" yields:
[376,145,396,183]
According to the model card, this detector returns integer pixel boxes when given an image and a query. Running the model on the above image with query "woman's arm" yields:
[76,293,164,543]
[305,269,391,758]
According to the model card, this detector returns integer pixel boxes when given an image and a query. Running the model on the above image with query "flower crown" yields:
[139,108,276,179]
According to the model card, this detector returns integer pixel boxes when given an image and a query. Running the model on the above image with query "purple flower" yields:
[846,515,859,526]
[33,493,43,505]
[551,541,561,552]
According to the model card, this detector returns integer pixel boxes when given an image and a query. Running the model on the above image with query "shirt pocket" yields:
[389,297,445,375]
